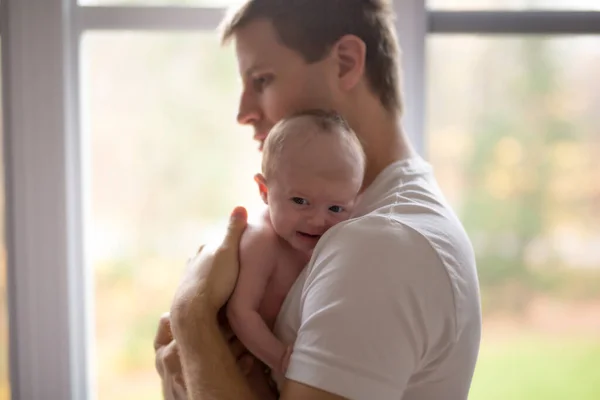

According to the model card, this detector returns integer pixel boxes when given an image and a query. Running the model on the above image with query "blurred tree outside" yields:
[458,37,600,311]
[427,35,600,400]
[84,32,264,399]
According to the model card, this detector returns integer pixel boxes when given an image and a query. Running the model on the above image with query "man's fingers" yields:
[174,373,187,390]
[186,244,206,264]
[161,368,187,400]
[154,312,173,351]
[162,341,182,376]
[238,354,255,376]
[229,336,248,360]
[220,206,248,252]
[172,375,188,399]
[156,336,186,399]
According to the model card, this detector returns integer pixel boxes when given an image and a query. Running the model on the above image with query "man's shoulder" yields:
[312,207,473,296]
[322,212,430,250]
[313,195,480,340]
[305,212,459,330]
[314,213,440,271]
[334,193,476,274]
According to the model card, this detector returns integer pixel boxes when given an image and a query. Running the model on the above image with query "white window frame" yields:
[2,1,599,399]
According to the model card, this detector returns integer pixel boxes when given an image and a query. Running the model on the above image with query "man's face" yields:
[234,19,338,151]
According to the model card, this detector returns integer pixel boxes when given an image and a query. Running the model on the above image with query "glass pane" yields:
[79,0,241,7]
[81,32,262,399]
[0,39,10,400]
[427,35,600,400]
[428,0,600,10]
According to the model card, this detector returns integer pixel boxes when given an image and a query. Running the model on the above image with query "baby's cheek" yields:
[271,203,295,232]
[277,211,297,230]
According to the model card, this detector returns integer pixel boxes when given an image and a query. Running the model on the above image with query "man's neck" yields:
[347,102,415,191]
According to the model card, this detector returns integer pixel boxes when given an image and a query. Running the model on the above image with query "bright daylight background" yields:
[1,0,600,399]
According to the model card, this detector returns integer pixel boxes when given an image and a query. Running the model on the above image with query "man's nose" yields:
[237,88,261,126]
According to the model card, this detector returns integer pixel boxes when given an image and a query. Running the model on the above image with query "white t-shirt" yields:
[273,156,482,400]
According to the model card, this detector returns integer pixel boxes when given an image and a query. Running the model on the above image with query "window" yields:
[81,31,263,399]
[426,30,600,400]
[4,1,600,399]
[428,0,600,11]
[79,0,240,6]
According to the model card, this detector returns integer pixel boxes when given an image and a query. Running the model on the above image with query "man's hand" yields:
[170,206,248,345]
[154,313,187,400]
[154,310,264,400]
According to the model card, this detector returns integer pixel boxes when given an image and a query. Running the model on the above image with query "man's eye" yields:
[329,205,344,213]
[253,75,272,92]
[291,197,308,205]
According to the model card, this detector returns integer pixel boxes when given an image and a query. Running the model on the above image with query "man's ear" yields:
[331,34,366,92]
[254,173,269,204]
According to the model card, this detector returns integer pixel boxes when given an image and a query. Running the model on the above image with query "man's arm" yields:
[154,309,279,400]
[177,313,259,400]
[178,313,344,400]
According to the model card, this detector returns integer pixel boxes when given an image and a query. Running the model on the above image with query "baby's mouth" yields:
[297,231,322,240]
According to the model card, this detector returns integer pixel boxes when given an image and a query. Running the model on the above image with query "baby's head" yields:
[255,109,366,255]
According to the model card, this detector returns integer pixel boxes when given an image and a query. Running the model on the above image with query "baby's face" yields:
[265,134,363,255]
[267,172,360,255]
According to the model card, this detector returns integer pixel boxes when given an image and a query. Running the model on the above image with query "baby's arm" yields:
[226,224,289,372]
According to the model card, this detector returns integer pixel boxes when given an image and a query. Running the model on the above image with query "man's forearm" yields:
[177,314,258,400]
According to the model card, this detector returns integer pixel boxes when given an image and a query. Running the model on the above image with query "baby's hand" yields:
[280,345,293,374]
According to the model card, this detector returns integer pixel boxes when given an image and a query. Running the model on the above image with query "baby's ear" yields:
[254,173,268,204]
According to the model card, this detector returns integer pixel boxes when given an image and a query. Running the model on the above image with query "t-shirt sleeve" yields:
[284,216,456,400]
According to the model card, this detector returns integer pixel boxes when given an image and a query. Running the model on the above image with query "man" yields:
[154,1,482,399]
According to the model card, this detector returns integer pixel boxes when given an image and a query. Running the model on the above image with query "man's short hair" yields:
[219,0,403,113]
[261,109,366,180]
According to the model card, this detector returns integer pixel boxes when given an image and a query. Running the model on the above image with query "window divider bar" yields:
[3,0,88,399]
[394,0,427,157]
[429,11,600,34]
[76,6,225,32]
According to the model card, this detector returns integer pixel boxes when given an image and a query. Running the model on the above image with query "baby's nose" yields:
[307,212,330,232]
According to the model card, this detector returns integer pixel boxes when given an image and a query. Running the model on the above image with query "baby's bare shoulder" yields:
[240,220,280,266]
[242,220,278,247]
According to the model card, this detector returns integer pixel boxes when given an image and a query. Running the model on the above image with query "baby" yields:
[227,109,366,375]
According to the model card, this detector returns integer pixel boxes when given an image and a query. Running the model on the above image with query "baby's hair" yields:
[261,109,366,180]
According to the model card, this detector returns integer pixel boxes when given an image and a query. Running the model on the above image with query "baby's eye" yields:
[291,197,308,205]
[329,205,344,213]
